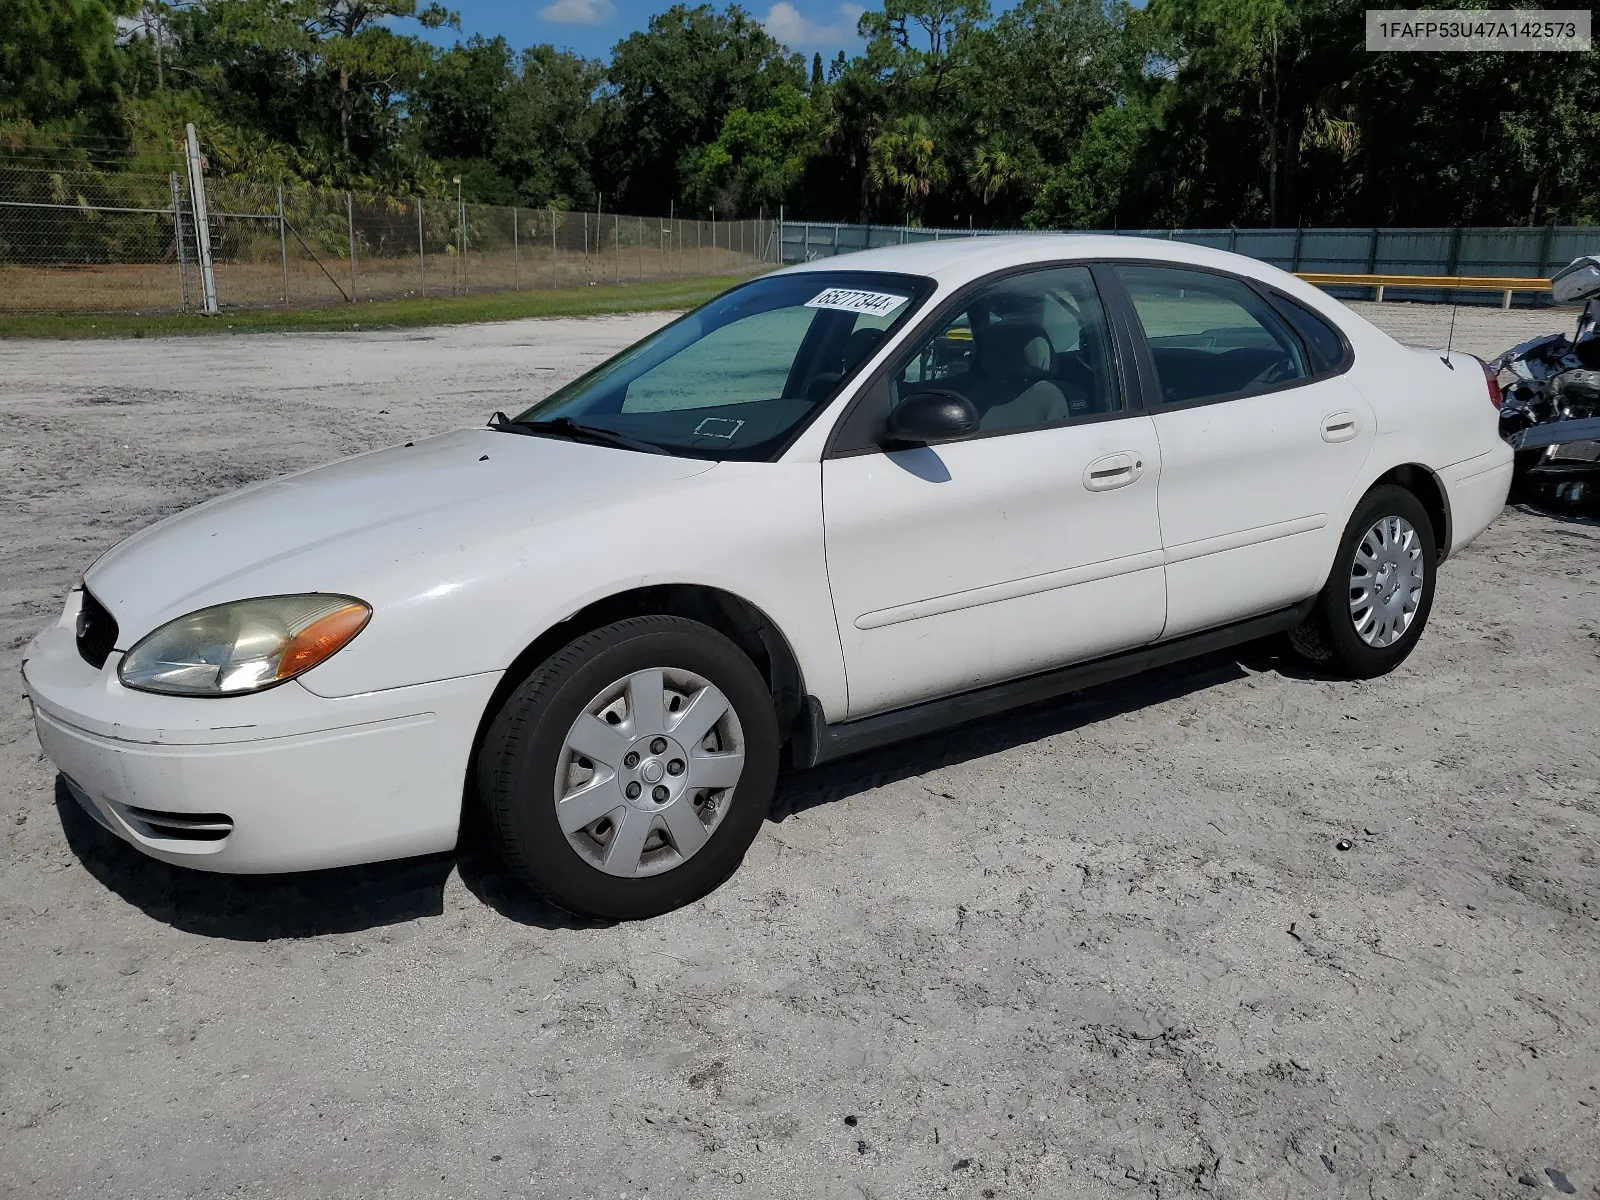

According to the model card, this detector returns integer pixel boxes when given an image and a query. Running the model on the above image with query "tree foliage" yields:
[4,0,1597,225]
[0,0,126,128]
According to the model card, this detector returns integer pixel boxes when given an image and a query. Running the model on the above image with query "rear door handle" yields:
[1083,452,1144,492]
[1321,411,1360,443]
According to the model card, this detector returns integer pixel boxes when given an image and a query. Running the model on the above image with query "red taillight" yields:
[1478,357,1503,408]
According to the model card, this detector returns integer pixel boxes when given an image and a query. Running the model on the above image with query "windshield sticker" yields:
[805,288,908,318]
[694,417,745,440]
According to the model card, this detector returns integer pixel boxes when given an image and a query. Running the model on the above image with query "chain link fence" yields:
[0,158,777,315]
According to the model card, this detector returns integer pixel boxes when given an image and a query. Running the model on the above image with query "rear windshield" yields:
[513,270,933,460]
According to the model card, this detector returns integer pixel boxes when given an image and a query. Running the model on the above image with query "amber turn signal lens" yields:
[275,603,371,680]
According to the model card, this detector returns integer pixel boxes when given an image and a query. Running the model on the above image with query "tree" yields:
[599,4,803,214]
[1028,100,1156,228]
[867,113,947,223]
[6,0,1595,234]
[951,0,1136,221]
[857,0,989,109]
[690,84,815,213]
[811,59,888,220]
[0,0,124,128]
[121,0,204,92]
[213,0,456,159]
[415,39,601,205]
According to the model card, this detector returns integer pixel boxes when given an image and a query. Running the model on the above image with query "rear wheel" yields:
[1289,484,1437,678]
[477,615,779,920]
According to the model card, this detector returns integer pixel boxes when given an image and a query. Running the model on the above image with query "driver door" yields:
[821,264,1168,718]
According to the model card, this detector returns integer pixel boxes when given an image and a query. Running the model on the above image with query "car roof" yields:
[776,233,1296,290]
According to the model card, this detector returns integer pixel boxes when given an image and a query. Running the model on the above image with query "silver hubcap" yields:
[554,669,744,878]
[1349,515,1425,648]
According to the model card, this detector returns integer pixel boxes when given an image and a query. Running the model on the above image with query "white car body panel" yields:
[25,594,498,870]
[1152,373,1376,638]
[79,430,849,716]
[21,233,1513,875]
[823,419,1166,717]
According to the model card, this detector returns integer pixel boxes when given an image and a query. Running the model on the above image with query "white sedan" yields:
[22,236,1513,918]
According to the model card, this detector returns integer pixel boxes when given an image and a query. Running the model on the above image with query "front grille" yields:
[117,805,234,843]
[75,589,119,669]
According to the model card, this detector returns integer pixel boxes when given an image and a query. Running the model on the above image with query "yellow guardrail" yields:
[1295,272,1551,309]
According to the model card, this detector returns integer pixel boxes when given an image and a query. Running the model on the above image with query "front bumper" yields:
[22,598,500,874]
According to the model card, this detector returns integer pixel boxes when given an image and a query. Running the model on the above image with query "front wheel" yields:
[1289,484,1438,678]
[477,615,779,920]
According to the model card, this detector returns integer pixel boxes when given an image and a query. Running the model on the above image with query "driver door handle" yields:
[1083,452,1144,492]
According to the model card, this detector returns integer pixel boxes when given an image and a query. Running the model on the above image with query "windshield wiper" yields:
[487,412,666,456]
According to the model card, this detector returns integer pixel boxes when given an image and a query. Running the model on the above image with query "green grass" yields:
[0,275,752,339]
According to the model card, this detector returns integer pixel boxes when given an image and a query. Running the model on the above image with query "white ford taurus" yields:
[22,235,1514,918]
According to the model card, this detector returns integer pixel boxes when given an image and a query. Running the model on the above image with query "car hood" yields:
[86,427,717,640]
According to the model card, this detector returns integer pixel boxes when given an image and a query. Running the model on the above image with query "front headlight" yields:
[118,594,371,697]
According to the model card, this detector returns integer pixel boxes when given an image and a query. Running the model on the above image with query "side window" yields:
[1117,265,1308,405]
[890,265,1120,435]
[1271,293,1347,372]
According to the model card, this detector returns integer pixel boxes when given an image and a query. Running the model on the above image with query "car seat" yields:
[965,320,1072,432]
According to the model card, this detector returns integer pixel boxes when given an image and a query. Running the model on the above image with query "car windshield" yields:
[510,270,932,460]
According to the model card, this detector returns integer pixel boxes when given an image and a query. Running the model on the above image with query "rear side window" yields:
[1271,293,1347,372]
[1117,265,1308,405]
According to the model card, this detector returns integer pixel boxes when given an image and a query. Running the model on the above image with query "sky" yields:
[428,0,869,61]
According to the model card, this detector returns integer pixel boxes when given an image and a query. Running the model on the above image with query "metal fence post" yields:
[170,170,190,313]
[459,198,469,293]
[183,123,218,314]
[1290,223,1304,272]
[417,197,425,289]
[276,185,289,306]
[638,217,643,280]
[345,191,359,302]
[514,206,520,289]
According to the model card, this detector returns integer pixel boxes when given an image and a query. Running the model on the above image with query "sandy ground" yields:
[1,301,1597,1200]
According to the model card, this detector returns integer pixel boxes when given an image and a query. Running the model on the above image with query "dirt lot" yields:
[1,301,1597,1199]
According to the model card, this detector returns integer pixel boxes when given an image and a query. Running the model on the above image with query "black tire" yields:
[1288,484,1438,678]
[476,615,779,920]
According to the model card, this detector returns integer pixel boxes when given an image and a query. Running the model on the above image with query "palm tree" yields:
[867,115,948,225]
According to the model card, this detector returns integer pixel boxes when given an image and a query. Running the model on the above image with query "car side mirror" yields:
[880,389,980,448]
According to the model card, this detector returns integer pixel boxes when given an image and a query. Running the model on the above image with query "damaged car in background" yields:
[1493,255,1600,507]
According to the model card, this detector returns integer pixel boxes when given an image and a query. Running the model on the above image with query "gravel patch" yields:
[1,303,1596,1199]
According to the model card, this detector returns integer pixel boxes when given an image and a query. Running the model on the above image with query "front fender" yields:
[297,461,851,721]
